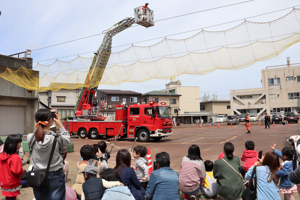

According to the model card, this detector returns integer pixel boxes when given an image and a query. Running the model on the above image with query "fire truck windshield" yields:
[157,106,171,118]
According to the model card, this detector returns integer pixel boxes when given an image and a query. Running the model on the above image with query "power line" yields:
[35,31,299,74]
[34,6,300,63]
[31,0,254,52]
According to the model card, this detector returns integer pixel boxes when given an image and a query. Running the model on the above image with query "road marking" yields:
[220,136,237,144]
[181,137,204,144]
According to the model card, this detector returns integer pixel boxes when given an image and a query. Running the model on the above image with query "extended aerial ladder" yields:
[74,5,154,119]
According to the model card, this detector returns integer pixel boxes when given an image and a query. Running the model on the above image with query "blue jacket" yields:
[82,177,105,200]
[146,167,180,200]
[102,186,135,200]
[277,161,295,189]
[115,167,145,200]
[273,148,282,159]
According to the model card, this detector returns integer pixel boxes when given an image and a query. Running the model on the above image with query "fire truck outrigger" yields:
[64,5,173,142]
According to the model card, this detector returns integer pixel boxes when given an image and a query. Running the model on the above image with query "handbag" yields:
[242,166,257,200]
[27,136,57,188]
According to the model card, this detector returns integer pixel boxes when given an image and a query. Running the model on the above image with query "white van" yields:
[217,115,227,123]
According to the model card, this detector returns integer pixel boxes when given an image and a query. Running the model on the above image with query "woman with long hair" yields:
[245,152,281,200]
[179,144,206,200]
[27,109,70,200]
[114,149,145,200]
[213,142,244,200]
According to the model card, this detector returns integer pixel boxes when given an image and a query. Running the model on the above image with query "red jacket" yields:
[240,150,258,171]
[0,153,24,196]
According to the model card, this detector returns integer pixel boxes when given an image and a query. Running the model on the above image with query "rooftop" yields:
[142,90,181,96]
[99,89,142,95]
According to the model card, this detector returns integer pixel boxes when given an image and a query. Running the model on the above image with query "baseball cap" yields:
[81,165,98,175]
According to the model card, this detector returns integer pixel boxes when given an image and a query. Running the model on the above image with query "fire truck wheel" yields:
[89,128,99,139]
[78,128,88,139]
[137,129,150,142]
[152,137,162,141]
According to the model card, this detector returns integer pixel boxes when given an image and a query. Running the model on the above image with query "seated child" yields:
[101,168,135,200]
[133,145,149,190]
[240,140,258,177]
[200,160,217,198]
[81,165,123,200]
[97,141,110,171]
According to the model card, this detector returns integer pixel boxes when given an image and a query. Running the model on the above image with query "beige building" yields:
[200,101,231,115]
[141,91,181,115]
[231,63,300,117]
[161,78,200,114]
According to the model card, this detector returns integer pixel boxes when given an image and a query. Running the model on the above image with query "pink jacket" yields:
[241,150,258,171]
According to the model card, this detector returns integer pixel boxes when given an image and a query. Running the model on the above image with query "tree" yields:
[201,93,210,102]
[211,93,218,100]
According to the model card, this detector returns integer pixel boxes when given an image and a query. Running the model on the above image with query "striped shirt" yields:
[179,156,206,193]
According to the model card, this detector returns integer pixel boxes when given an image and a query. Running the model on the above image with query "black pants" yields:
[265,121,270,128]
[141,181,148,190]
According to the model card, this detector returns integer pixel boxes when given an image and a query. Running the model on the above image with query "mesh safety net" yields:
[1,8,300,91]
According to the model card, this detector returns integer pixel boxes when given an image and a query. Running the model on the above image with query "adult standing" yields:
[245,113,251,134]
[213,142,244,200]
[114,149,145,200]
[27,109,71,200]
[179,144,206,200]
[265,114,270,129]
[245,152,281,200]
[209,117,213,127]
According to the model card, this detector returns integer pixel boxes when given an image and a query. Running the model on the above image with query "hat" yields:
[247,113,249,115]
[82,165,98,175]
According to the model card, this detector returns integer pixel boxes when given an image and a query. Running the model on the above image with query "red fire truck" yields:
[65,101,172,142]
[64,7,172,142]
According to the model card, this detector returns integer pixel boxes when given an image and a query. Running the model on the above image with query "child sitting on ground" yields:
[272,144,297,200]
[200,160,217,199]
[81,165,123,200]
[240,140,258,177]
[96,141,110,171]
[133,145,149,190]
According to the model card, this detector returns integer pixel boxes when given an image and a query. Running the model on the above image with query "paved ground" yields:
[4,122,300,200]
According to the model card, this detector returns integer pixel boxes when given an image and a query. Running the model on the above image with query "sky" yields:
[1,0,300,100]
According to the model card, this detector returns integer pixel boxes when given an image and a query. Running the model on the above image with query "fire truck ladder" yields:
[74,17,135,115]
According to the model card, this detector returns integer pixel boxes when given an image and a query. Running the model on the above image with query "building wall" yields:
[162,85,200,114]
[213,102,231,115]
[200,102,213,114]
[96,91,142,107]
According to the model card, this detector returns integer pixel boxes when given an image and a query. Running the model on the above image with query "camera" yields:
[51,109,57,119]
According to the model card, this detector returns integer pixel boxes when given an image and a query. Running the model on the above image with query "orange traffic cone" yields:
[273,121,275,127]
[259,121,261,127]
[146,148,153,177]
[79,137,81,139]
[209,124,211,128]
[287,121,289,126]
[193,123,195,127]
[200,123,202,128]
[231,123,233,128]
[218,123,220,128]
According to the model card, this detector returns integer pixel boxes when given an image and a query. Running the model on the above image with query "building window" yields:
[130,97,137,103]
[57,96,66,102]
[298,76,300,82]
[123,98,126,104]
[143,98,148,104]
[227,105,231,109]
[169,90,175,94]
[288,92,300,99]
[269,94,276,99]
[152,97,158,103]
[130,108,139,115]
[200,105,206,111]
[238,95,253,99]
[286,76,294,81]
[170,99,176,104]
[111,96,119,101]
[268,78,280,86]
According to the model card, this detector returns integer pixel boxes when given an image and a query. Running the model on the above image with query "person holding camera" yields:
[27,109,71,200]
[145,152,180,200]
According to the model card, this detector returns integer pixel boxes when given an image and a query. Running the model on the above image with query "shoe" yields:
[190,195,196,200]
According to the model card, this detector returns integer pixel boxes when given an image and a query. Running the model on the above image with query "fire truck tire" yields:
[137,129,150,142]
[78,128,88,139]
[152,137,162,141]
[89,128,99,139]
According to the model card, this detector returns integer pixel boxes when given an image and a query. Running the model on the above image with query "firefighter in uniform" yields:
[245,113,251,134]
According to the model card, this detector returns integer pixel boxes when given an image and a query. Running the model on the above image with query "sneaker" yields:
[190,195,196,200]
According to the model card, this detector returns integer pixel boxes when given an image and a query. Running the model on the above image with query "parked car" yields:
[249,115,258,122]
[217,115,227,123]
[227,115,239,125]
[239,114,247,122]
[286,113,299,123]
[272,114,282,124]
